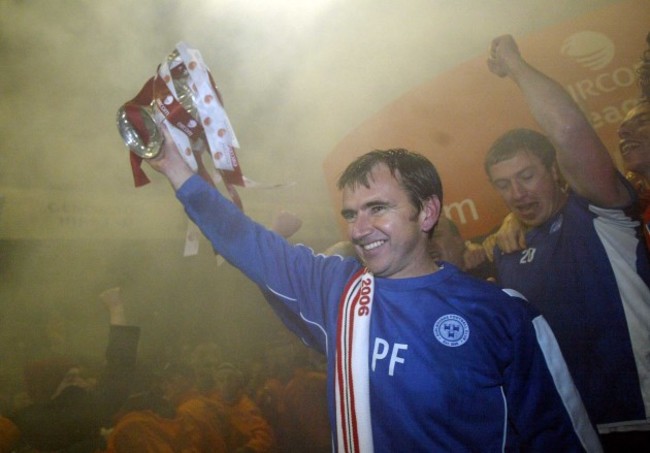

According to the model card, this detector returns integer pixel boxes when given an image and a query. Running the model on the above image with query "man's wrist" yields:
[165,165,194,191]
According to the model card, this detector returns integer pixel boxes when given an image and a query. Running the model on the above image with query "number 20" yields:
[519,248,536,264]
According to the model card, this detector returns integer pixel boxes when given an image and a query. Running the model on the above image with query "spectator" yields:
[619,97,650,250]
[190,342,222,394]
[104,389,185,453]
[211,362,277,453]
[158,361,228,453]
[0,415,20,453]
[6,287,140,452]
[277,358,330,453]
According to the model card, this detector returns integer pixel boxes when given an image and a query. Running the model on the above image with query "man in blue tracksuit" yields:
[484,35,650,451]
[146,129,601,451]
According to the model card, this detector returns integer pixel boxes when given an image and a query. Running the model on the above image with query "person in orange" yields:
[0,415,20,453]
[278,360,331,453]
[210,362,277,453]
[158,362,228,453]
[104,391,187,453]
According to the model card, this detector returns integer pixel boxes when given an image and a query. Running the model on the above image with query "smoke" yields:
[0,0,620,389]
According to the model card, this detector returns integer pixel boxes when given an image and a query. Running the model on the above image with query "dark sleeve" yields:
[503,299,601,451]
[96,325,141,426]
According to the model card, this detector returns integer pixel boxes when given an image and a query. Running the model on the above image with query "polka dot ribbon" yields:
[119,42,245,208]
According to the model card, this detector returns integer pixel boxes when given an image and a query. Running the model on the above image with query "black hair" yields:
[337,149,443,211]
[484,128,556,178]
[638,31,650,99]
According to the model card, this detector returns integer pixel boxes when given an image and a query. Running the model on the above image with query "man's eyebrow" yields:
[622,112,650,128]
[492,171,531,188]
[515,165,536,175]
[340,200,389,217]
[633,112,650,123]
[494,164,537,179]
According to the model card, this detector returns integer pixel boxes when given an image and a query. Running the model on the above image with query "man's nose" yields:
[350,213,372,240]
[510,181,527,199]
[618,125,629,139]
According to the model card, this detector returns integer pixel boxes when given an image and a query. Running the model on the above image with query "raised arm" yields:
[97,287,141,428]
[488,34,630,207]
[99,287,127,326]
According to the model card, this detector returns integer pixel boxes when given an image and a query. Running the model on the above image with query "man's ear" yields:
[551,162,567,190]
[419,196,441,233]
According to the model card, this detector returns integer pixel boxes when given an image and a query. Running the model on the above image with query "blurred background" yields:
[0,0,644,391]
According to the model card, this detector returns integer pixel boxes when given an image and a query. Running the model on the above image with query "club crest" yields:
[433,314,470,347]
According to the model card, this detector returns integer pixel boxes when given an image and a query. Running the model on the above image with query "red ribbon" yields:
[121,68,245,210]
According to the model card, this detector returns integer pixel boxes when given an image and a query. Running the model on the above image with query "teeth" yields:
[621,142,639,154]
[363,240,384,251]
[516,202,536,214]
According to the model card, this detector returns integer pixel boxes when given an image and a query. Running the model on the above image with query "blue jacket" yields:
[178,174,601,452]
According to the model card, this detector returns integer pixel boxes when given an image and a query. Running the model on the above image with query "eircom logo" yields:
[433,314,470,347]
[560,31,615,71]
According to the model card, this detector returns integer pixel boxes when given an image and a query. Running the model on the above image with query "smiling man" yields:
[485,35,650,450]
[147,133,600,451]
[619,98,650,250]
[339,151,440,279]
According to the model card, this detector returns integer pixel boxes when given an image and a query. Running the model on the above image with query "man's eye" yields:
[494,181,509,191]
[341,212,356,222]
[371,205,386,214]
[519,170,535,181]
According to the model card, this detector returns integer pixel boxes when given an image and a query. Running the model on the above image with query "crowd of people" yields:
[1,32,650,452]
[0,288,332,453]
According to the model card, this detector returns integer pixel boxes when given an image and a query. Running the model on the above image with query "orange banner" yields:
[323,0,649,239]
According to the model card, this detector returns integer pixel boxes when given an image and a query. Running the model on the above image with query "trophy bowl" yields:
[116,104,163,159]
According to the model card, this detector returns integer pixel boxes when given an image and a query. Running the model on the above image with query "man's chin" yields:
[625,159,650,175]
[513,213,538,229]
[363,262,386,276]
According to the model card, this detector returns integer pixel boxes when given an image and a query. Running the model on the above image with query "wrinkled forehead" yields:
[340,164,407,206]
[488,148,545,177]
[341,162,401,191]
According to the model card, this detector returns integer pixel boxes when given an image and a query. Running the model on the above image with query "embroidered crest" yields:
[433,314,470,347]
[549,214,563,234]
